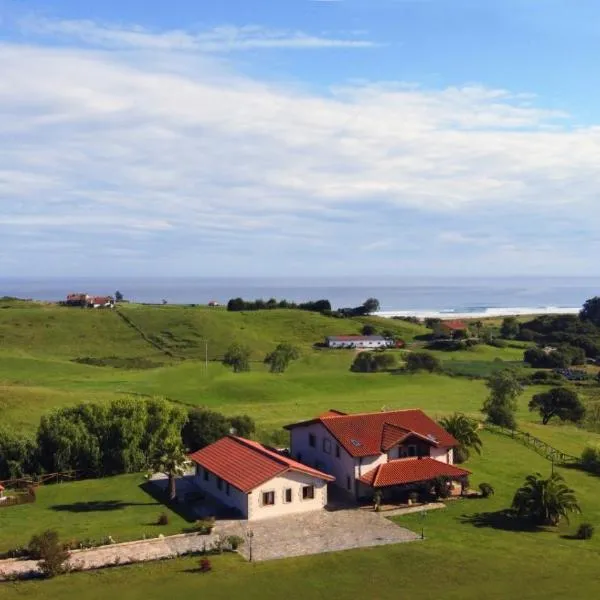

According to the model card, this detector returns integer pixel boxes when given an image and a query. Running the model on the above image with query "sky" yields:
[1,0,600,278]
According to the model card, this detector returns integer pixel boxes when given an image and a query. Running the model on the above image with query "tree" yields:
[362,298,380,315]
[229,415,256,438]
[473,321,484,338]
[223,343,251,373]
[264,343,300,373]
[151,440,187,501]
[438,413,482,463]
[29,530,70,578]
[580,296,600,328]
[0,428,36,480]
[424,318,442,330]
[511,472,581,526]
[405,352,441,373]
[381,329,396,340]
[227,297,246,312]
[500,317,520,339]
[361,324,377,336]
[351,351,396,373]
[528,387,585,425]
[115,290,124,303]
[482,369,522,429]
[182,408,231,450]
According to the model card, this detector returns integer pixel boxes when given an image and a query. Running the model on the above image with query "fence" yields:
[0,470,93,492]
[485,424,579,465]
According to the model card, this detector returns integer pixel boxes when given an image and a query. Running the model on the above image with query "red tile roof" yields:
[359,458,470,488]
[188,436,335,493]
[286,409,458,457]
[440,320,467,330]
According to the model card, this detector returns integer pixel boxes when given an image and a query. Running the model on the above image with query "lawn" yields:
[3,432,600,600]
[0,474,189,554]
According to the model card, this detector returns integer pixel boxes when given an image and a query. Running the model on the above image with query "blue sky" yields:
[1,0,600,277]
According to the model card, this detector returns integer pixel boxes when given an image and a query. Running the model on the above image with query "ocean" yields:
[0,276,597,319]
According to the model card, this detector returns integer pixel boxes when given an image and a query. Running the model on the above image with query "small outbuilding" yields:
[188,436,335,521]
[325,335,392,349]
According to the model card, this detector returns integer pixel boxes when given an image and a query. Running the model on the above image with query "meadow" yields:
[1,301,600,598]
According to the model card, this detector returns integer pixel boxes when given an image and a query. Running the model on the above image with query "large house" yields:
[326,335,392,349]
[285,409,470,501]
[188,436,334,521]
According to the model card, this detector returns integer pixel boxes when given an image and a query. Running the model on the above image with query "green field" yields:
[3,433,600,600]
[1,302,600,598]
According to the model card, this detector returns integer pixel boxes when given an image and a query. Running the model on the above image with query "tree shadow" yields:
[139,481,197,523]
[51,500,159,513]
[459,509,541,532]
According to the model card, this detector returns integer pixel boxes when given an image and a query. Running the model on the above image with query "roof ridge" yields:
[230,435,288,467]
[320,408,422,420]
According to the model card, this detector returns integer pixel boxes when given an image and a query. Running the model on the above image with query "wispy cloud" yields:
[1,17,600,275]
[20,17,378,52]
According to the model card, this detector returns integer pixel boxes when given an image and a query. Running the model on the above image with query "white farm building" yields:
[325,335,391,349]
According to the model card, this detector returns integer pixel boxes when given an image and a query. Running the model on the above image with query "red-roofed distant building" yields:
[285,409,469,501]
[188,436,334,520]
[435,320,468,339]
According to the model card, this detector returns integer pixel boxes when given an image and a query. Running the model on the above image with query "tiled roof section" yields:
[317,409,458,457]
[326,335,386,342]
[359,458,471,488]
[440,320,467,330]
[188,436,334,493]
[380,423,411,451]
[318,409,347,418]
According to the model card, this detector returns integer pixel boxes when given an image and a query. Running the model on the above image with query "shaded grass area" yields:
[0,475,189,553]
[3,433,600,600]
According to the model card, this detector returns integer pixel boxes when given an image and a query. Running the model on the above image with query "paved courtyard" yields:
[219,508,419,562]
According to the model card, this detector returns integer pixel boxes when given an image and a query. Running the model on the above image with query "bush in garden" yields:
[576,523,594,540]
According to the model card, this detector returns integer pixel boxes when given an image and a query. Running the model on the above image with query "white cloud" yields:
[1,20,600,275]
[20,17,377,52]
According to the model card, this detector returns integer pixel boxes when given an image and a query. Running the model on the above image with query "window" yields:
[323,438,331,454]
[226,482,230,496]
[284,488,292,503]
[203,468,209,482]
[346,476,351,491]
[262,491,275,506]
[217,477,223,491]
[309,433,316,448]
[335,445,340,458]
[302,485,315,500]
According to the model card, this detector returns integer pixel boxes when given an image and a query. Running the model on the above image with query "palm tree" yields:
[439,413,482,463]
[512,472,581,526]
[151,442,188,502]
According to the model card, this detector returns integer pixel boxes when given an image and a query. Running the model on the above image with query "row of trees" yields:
[227,298,331,313]
[222,343,300,373]
[0,399,255,486]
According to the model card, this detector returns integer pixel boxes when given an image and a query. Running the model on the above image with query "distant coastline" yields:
[375,306,581,320]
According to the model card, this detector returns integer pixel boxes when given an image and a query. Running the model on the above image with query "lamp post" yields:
[419,510,428,540]
[246,529,254,562]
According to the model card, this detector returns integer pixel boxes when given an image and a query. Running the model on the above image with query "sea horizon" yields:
[1,275,596,317]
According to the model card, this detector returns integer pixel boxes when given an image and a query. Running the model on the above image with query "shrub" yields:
[199,557,212,572]
[28,530,70,578]
[576,523,594,540]
[432,476,452,499]
[479,482,495,498]
[405,352,441,373]
[195,517,216,534]
[227,535,245,551]
[157,512,169,526]
[581,445,600,474]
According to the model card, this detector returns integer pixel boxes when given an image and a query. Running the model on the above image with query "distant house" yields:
[188,436,334,520]
[88,296,114,309]
[285,409,470,502]
[326,335,392,349]
[208,300,221,307]
[435,320,468,339]
[65,293,89,307]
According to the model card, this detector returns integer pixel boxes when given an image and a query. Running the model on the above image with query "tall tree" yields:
[482,369,522,429]
[580,296,600,328]
[528,387,586,425]
[511,472,581,526]
[362,298,380,314]
[438,413,482,463]
[223,343,251,373]
[500,317,520,339]
[264,343,300,373]
[115,290,124,302]
[151,441,187,501]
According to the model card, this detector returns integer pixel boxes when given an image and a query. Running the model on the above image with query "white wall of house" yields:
[430,446,453,464]
[247,470,328,521]
[355,454,387,480]
[290,423,354,494]
[193,465,248,517]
